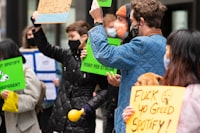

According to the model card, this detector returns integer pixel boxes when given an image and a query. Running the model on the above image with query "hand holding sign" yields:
[106,72,121,87]
[122,106,135,123]
[90,0,103,23]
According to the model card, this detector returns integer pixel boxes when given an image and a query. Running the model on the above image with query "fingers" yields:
[122,106,135,123]
[32,11,39,20]
[89,0,103,23]
[53,78,59,87]
[91,0,100,10]
[106,72,121,87]
[1,90,10,99]
[115,74,121,79]
[80,49,87,61]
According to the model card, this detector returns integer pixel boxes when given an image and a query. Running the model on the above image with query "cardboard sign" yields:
[126,86,185,133]
[35,0,72,24]
[21,49,58,101]
[98,0,112,7]
[81,37,121,76]
[0,57,25,92]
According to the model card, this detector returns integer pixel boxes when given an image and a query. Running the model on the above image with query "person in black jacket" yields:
[31,15,108,133]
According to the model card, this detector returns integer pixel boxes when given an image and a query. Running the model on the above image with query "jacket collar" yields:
[144,28,162,36]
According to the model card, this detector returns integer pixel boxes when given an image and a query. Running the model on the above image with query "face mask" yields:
[68,40,81,51]
[27,38,36,46]
[106,28,117,38]
[130,24,139,38]
[163,55,170,70]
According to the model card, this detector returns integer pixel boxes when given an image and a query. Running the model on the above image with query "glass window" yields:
[117,0,130,7]
[0,0,6,41]
[172,10,188,31]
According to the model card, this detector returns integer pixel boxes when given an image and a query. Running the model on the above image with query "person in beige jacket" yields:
[0,39,41,133]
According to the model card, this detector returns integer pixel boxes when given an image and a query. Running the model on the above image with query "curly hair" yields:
[131,0,167,28]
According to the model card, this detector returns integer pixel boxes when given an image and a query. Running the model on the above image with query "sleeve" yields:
[33,28,71,63]
[86,75,108,111]
[88,25,143,70]
[177,85,200,133]
[17,68,41,113]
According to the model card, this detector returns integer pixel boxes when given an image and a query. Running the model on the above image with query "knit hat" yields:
[116,3,131,27]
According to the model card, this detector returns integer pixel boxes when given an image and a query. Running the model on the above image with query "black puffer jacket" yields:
[33,28,108,133]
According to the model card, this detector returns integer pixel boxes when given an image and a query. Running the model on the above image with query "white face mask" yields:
[106,28,117,37]
[163,55,170,70]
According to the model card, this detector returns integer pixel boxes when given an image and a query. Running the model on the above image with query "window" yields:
[0,0,6,40]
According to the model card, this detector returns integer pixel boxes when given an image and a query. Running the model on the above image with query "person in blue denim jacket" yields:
[89,0,167,132]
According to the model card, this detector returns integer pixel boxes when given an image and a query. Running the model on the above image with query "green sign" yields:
[81,37,121,76]
[0,57,26,92]
[98,0,112,7]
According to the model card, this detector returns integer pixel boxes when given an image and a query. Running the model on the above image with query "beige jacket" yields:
[5,67,41,133]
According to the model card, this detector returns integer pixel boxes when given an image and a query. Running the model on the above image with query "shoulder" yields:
[186,84,200,98]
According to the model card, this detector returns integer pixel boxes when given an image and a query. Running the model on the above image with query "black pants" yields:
[0,114,6,133]
[37,106,53,133]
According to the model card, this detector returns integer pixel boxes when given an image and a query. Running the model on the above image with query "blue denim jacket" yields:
[89,25,166,133]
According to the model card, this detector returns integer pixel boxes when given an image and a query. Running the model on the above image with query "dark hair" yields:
[162,29,200,86]
[65,20,91,36]
[131,0,167,28]
[0,39,26,63]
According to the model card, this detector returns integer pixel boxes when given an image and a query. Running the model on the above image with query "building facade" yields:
[0,0,199,46]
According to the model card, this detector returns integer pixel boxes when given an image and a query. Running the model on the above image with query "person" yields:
[20,25,62,133]
[81,3,133,133]
[89,0,167,132]
[0,39,41,133]
[103,13,117,38]
[94,13,116,120]
[103,4,132,133]
[31,16,108,133]
[123,29,200,133]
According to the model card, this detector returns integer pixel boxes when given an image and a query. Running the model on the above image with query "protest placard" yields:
[0,57,25,92]
[35,0,72,24]
[81,37,121,76]
[98,0,112,7]
[126,86,185,133]
[21,49,58,101]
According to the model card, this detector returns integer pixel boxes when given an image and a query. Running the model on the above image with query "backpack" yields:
[24,67,46,114]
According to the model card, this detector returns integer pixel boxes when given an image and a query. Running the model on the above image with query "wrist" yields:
[94,22,103,27]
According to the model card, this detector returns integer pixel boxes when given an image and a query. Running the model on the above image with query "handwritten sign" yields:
[0,57,25,92]
[126,86,185,133]
[81,37,121,76]
[35,0,72,24]
[21,49,58,101]
[98,0,112,7]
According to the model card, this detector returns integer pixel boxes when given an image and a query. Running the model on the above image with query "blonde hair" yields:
[103,14,116,27]
[22,25,34,48]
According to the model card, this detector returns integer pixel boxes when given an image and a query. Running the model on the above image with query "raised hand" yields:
[89,0,103,23]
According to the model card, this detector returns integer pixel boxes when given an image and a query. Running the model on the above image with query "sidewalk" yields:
[95,118,103,133]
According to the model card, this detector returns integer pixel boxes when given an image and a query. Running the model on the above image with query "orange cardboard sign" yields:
[126,86,185,133]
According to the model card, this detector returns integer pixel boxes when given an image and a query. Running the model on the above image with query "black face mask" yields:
[27,38,36,46]
[68,40,81,51]
[130,24,139,38]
